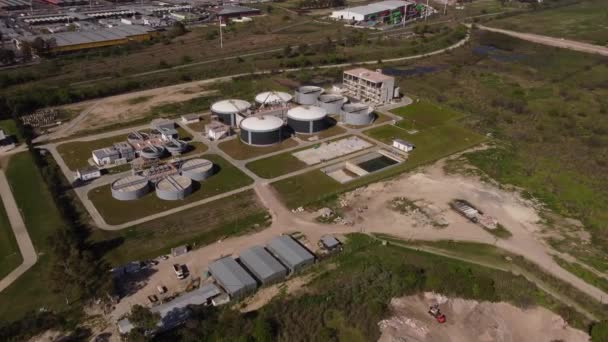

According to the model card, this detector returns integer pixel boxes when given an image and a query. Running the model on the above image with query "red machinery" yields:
[428,304,446,323]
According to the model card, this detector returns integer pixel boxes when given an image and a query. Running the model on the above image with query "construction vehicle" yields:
[428,304,446,323]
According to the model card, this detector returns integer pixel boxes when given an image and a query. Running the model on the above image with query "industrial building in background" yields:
[342,68,397,104]
[330,0,417,25]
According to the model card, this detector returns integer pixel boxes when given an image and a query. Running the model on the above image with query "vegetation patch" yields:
[553,256,608,295]
[0,196,22,280]
[218,138,299,161]
[90,190,270,266]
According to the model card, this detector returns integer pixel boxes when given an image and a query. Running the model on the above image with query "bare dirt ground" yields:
[378,292,589,342]
[58,81,219,135]
[239,274,314,313]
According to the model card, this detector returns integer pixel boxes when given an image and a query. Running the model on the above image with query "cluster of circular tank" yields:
[210,86,375,147]
[165,139,189,154]
[110,158,214,201]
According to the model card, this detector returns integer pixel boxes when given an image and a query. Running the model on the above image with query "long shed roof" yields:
[239,246,286,282]
[267,236,314,269]
[208,257,257,295]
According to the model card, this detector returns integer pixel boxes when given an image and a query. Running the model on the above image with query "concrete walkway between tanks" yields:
[477,25,608,57]
[0,170,37,292]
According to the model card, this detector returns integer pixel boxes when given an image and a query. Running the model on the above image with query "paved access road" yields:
[477,25,608,57]
[0,170,37,292]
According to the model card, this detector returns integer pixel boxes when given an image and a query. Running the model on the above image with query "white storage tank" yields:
[239,115,284,146]
[156,175,193,201]
[294,86,324,105]
[341,103,374,126]
[181,158,214,181]
[211,99,251,127]
[318,94,347,115]
[111,175,150,201]
[287,105,329,135]
[255,91,292,106]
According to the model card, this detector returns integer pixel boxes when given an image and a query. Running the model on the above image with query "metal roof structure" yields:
[255,91,293,105]
[287,105,327,121]
[393,139,414,147]
[240,115,283,132]
[239,246,287,284]
[31,25,155,48]
[208,257,257,297]
[211,99,252,114]
[117,283,221,334]
[267,236,315,272]
[320,236,341,249]
[217,5,261,16]
[344,68,394,83]
[334,0,411,17]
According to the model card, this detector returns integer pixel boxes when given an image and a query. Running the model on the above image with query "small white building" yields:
[392,139,415,152]
[76,166,101,181]
[206,121,230,141]
[181,114,200,124]
[92,147,120,166]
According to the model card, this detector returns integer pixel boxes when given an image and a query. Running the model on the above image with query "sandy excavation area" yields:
[60,80,219,134]
[378,293,589,342]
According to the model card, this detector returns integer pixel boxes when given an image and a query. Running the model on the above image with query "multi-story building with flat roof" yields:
[343,68,396,104]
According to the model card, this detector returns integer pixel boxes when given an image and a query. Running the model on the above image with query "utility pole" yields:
[444,0,448,16]
[219,16,223,49]
[425,0,429,21]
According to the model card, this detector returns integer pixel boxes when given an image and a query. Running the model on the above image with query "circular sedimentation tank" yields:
[211,99,251,127]
[156,175,193,201]
[165,139,188,154]
[255,91,293,106]
[111,175,150,201]
[140,144,166,159]
[127,131,149,144]
[318,94,347,115]
[341,103,374,126]
[181,158,214,181]
[287,105,328,135]
[239,115,284,146]
[294,86,324,105]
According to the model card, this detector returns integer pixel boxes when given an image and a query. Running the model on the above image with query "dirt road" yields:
[0,170,37,292]
[477,25,608,56]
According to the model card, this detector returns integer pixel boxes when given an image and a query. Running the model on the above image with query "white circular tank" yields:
[318,94,347,115]
[255,91,293,106]
[181,158,214,181]
[111,175,150,201]
[156,175,193,201]
[240,115,284,146]
[341,103,374,126]
[287,105,328,134]
[294,86,324,105]
[211,99,252,126]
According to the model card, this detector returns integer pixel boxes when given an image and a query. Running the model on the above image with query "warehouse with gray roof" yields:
[208,257,257,298]
[117,283,221,335]
[267,236,315,273]
[239,246,287,285]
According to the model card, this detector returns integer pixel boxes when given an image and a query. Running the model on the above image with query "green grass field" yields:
[0,119,21,141]
[0,152,66,322]
[0,196,22,280]
[391,100,464,130]
[90,190,269,265]
[246,134,358,179]
[271,104,484,209]
[218,137,299,160]
[88,154,253,225]
[489,0,608,45]
[57,134,128,171]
